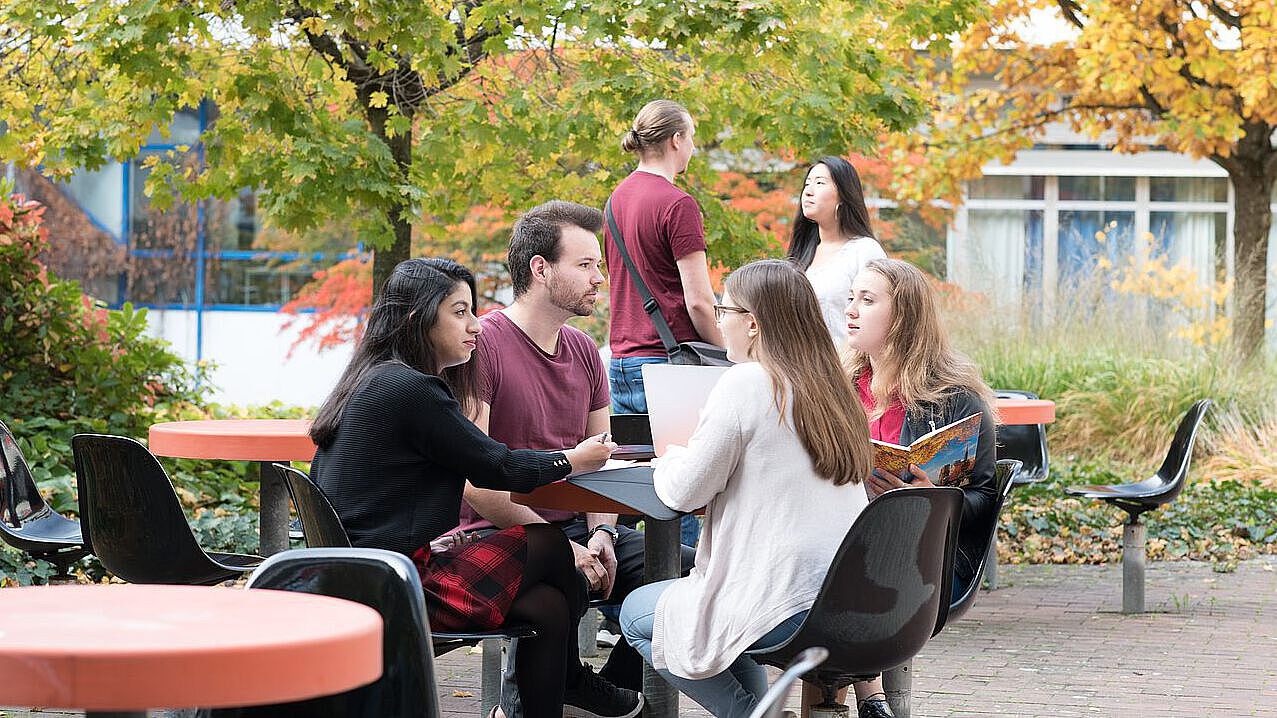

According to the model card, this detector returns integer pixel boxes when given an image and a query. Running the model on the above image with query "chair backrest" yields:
[993,390,1049,484]
[1152,399,1212,500]
[941,459,1022,628]
[0,419,49,528]
[202,548,441,718]
[609,413,653,445]
[752,487,964,683]
[273,464,352,548]
[71,433,234,585]
[747,647,828,718]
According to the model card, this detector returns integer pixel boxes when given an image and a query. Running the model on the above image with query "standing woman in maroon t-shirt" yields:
[604,99,723,416]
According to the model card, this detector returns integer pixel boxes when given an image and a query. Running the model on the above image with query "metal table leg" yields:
[642,516,681,718]
[258,460,289,556]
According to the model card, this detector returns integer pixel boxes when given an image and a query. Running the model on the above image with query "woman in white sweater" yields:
[619,259,873,718]
[787,156,887,343]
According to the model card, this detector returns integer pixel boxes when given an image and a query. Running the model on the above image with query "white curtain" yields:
[963,210,1027,307]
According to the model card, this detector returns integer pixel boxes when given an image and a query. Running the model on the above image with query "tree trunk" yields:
[365,106,414,302]
[1227,156,1275,361]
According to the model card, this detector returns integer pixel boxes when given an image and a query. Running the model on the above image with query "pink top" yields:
[149,419,316,461]
[0,584,381,711]
[605,171,708,357]
[855,367,906,442]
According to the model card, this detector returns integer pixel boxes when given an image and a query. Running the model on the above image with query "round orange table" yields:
[993,398,1056,425]
[0,583,381,717]
[149,419,316,556]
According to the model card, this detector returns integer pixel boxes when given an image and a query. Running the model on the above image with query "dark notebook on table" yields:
[568,466,680,521]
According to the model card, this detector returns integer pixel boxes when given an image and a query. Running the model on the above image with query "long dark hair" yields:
[310,258,479,448]
[786,156,875,270]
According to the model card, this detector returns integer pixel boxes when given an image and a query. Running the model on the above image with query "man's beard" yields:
[548,276,595,317]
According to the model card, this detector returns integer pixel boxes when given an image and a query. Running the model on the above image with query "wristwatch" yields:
[590,524,619,542]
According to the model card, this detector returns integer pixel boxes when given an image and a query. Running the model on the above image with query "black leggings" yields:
[502,523,588,717]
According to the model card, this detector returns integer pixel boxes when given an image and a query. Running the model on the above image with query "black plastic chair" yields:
[0,419,89,576]
[937,459,1022,629]
[748,487,964,712]
[273,463,352,549]
[993,390,1050,486]
[1064,399,1211,613]
[276,462,533,715]
[748,647,828,718]
[200,547,442,718]
[71,433,263,585]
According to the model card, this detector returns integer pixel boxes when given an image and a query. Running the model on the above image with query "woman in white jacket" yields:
[619,259,873,718]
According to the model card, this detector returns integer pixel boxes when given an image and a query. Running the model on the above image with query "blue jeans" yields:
[620,579,806,718]
[609,355,702,546]
[608,355,667,414]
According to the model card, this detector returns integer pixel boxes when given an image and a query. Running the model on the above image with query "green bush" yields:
[1,186,208,496]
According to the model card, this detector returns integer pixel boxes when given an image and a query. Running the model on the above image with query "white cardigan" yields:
[650,362,869,679]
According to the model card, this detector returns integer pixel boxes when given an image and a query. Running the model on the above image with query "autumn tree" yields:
[1,0,978,302]
[889,0,1276,359]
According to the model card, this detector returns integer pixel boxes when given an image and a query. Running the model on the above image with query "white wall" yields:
[146,310,352,408]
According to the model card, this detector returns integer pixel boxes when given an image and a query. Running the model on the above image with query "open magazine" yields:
[872,412,982,488]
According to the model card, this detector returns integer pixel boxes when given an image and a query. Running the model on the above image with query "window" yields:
[967,176,1044,200]
[962,209,1044,306]
[1059,176,1136,201]
[1150,177,1227,203]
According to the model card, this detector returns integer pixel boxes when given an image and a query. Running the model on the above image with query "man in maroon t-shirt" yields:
[605,99,723,414]
[459,201,692,712]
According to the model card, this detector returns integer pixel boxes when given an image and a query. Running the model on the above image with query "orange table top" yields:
[149,419,316,462]
[993,398,1056,426]
[0,584,381,711]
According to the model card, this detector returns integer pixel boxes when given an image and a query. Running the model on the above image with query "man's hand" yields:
[587,531,619,600]
[571,541,609,595]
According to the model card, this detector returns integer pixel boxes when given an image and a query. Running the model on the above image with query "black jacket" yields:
[898,389,996,586]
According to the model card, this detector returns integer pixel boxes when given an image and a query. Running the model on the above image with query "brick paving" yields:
[5,556,1275,717]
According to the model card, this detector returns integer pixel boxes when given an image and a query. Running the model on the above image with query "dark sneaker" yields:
[857,696,895,718]
[563,664,644,718]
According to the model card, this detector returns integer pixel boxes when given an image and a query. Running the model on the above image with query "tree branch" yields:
[1055,0,1087,29]
[1206,0,1242,29]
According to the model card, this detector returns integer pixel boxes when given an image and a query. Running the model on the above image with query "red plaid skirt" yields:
[412,525,527,632]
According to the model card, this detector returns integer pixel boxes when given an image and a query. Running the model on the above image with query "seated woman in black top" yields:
[310,258,638,718]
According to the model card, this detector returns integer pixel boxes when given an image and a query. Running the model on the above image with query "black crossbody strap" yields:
[605,197,681,356]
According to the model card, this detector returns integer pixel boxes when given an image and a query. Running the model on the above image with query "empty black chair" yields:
[1064,399,1212,613]
[71,433,262,585]
[273,463,351,549]
[993,390,1050,486]
[937,459,1021,629]
[748,647,828,718]
[276,463,532,716]
[201,547,442,718]
[0,419,89,577]
[749,487,964,717]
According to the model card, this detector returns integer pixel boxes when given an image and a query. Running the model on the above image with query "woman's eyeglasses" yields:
[713,304,750,321]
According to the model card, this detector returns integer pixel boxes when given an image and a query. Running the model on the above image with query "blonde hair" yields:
[621,100,691,156]
[726,259,872,486]
[843,258,996,419]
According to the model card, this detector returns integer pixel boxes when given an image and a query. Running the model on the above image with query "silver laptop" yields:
[642,363,731,456]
